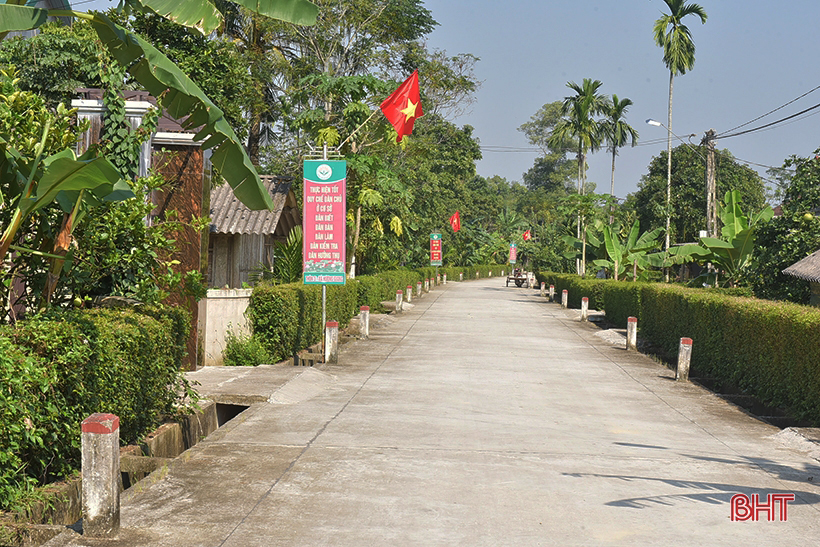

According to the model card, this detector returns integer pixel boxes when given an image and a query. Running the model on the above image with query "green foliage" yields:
[626,144,766,244]
[0,21,103,107]
[697,190,773,287]
[591,220,663,280]
[0,305,192,510]
[223,331,272,366]
[751,151,820,303]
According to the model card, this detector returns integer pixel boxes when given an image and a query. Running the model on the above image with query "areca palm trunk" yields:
[609,148,616,224]
[665,71,673,253]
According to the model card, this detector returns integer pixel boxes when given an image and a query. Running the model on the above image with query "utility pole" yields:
[702,129,717,237]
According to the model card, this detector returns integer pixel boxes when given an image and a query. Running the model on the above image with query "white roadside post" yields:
[580,297,589,321]
[395,290,403,313]
[406,285,413,303]
[540,282,546,298]
[561,289,568,309]
[626,317,638,350]
[82,413,121,538]
[359,307,370,340]
[324,321,339,363]
[677,338,693,381]
[549,285,555,302]
[416,281,422,297]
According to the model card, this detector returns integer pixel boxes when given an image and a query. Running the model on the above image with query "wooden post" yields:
[626,317,638,350]
[580,297,589,321]
[677,337,693,381]
[359,307,370,340]
[82,413,121,538]
[324,321,339,363]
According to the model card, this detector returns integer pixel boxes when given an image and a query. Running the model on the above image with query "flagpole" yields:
[337,108,381,151]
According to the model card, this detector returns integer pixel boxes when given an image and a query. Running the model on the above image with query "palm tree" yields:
[601,95,639,223]
[548,78,608,275]
[653,0,707,250]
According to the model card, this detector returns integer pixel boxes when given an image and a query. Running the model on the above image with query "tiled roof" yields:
[209,176,297,235]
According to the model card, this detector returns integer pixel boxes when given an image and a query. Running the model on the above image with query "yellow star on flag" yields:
[401,99,418,121]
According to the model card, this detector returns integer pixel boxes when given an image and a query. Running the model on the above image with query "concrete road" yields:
[49,278,820,546]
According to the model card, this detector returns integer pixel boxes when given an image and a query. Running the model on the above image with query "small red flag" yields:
[380,71,423,142]
[522,230,531,241]
[449,211,461,232]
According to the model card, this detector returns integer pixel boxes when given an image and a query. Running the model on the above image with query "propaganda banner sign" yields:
[303,160,346,285]
[430,233,442,266]
[509,242,517,264]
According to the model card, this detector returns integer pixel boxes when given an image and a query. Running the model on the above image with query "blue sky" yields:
[421,0,820,200]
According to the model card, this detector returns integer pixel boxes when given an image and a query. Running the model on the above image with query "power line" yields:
[718,83,820,137]
[718,100,820,139]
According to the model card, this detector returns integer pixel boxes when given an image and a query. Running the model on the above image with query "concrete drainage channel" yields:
[0,400,250,547]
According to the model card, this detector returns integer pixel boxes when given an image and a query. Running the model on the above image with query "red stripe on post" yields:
[628,316,638,323]
[82,413,119,434]
[582,297,589,302]
[360,306,370,311]
[681,337,693,345]
[326,321,339,328]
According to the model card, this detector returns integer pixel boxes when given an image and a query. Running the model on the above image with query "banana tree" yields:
[697,190,774,287]
[592,220,663,280]
[0,0,318,212]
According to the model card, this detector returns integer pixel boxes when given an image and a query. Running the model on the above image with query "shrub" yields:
[0,305,192,510]
[223,331,272,366]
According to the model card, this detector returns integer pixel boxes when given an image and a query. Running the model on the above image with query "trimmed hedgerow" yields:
[537,272,820,424]
[248,266,502,364]
[0,305,192,511]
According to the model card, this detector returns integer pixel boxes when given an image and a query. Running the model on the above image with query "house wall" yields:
[208,233,269,289]
[811,282,820,307]
[202,289,253,366]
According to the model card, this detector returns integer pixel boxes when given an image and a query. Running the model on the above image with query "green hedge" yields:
[0,305,191,510]
[249,266,502,363]
[537,272,820,424]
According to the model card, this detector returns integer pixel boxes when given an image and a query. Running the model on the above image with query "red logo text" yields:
[730,493,795,521]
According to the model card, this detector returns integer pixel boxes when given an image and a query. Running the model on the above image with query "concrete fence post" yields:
[436,274,441,285]
[549,285,555,302]
[626,317,638,350]
[561,289,568,309]
[489,271,492,277]
[527,273,534,289]
[580,297,589,321]
[324,321,339,363]
[359,307,370,340]
[459,272,463,281]
[416,281,422,297]
[475,271,479,279]
[540,282,546,298]
[676,338,693,381]
[424,279,430,293]
[406,285,413,303]
[443,273,447,284]
[395,290,403,313]
[82,413,121,538]
[501,269,505,277]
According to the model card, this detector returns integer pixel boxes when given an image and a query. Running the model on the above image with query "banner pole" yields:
[321,144,328,361]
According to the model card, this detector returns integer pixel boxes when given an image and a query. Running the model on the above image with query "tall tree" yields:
[548,78,608,274]
[601,94,639,223]
[518,101,577,193]
[653,0,707,249]
[626,144,765,244]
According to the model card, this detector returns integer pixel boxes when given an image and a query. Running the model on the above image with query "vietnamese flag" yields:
[449,211,461,232]
[380,71,423,142]
[522,230,531,241]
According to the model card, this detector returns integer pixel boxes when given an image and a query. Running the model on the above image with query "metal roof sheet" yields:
[209,176,293,235]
